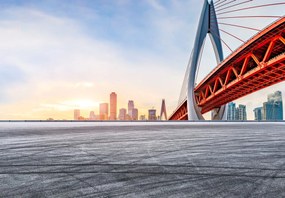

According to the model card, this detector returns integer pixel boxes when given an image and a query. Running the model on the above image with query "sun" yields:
[64,99,100,110]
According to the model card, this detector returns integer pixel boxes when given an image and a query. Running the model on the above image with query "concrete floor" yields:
[1,122,285,197]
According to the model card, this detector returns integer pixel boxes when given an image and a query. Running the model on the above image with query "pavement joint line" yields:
[0,163,284,171]
[0,171,284,178]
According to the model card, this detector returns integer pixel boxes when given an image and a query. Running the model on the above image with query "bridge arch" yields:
[170,2,285,121]
[184,0,227,120]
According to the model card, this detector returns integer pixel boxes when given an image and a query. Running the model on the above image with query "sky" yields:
[0,0,284,120]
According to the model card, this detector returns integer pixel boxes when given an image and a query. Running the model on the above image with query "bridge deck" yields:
[195,17,285,113]
[195,17,285,92]
[170,17,285,119]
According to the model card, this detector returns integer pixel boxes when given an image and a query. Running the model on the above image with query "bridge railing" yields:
[168,97,187,119]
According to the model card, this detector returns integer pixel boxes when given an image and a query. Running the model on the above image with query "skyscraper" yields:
[128,100,134,117]
[253,107,262,121]
[268,91,282,103]
[263,91,283,120]
[128,100,139,120]
[110,92,117,120]
[74,109,80,120]
[118,108,127,120]
[99,103,109,120]
[227,102,236,120]
[269,91,283,120]
[263,102,274,120]
[148,109,157,120]
[89,111,95,120]
[160,99,167,120]
[237,104,247,120]
[132,108,138,120]
[227,102,247,120]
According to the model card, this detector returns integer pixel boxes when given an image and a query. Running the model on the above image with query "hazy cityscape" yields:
[227,91,283,121]
[70,90,284,122]
[73,92,168,121]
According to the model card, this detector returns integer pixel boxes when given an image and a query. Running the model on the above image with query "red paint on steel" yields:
[169,17,285,120]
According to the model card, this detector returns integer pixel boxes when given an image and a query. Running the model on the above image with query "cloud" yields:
[0,65,26,103]
[0,0,284,120]
[0,65,25,86]
[146,0,165,11]
[0,5,186,119]
[75,82,94,88]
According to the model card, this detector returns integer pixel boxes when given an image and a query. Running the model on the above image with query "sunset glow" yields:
[0,0,284,120]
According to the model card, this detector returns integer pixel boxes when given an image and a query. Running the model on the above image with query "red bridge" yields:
[169,17,285,120]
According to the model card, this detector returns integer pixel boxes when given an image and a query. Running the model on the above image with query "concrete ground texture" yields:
[0,122,285,197]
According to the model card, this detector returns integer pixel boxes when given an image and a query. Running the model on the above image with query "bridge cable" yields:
[210,28,233,52]
[216,0,253,12]
[218,22,260,31]
[219,29,245,43]
[217,2,285,15]
[214,0,222,5]
[215,0,228,7]
[218,15,282,20]
[215,0,236,10]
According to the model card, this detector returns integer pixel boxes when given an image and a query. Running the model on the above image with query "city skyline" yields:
[254,91,283,121]
[227,102,247,121]
[72,90,285,121]
[73,91,165,121]
[0,0,284,120]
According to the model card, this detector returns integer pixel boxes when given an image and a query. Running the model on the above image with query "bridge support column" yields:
[211,106,228,120]
[186,0,227,120]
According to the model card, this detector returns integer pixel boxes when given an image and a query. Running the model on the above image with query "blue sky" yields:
[0,0,284,119]
[5,0,198,55]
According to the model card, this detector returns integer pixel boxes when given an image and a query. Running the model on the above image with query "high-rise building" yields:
[263,102,273,120]
[227,102,236,120]
[128,108,139,120]
[253,91,283,121]
[267,91,283,120]
[160,99,167,120]
[110,92,117,120]
[227,102,247,120]
[148,109,157,120]
[99,103,109,120]
[128,100,139,120]
[263,91,283,120]
[268,91,282,103]
[253,107,262,121]
[131,108,138,120]
[128,100,134,117]
[89,111,95,120]
[118,108,127,120]
[74,109,80,120]
[237,104,247,120]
